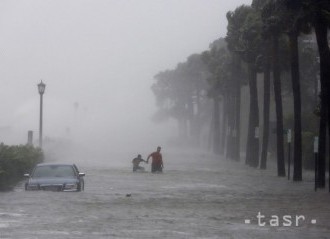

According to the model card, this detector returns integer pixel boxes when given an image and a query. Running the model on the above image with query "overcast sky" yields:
[0,0,251,149]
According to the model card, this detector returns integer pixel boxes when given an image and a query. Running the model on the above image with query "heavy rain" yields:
[0,0,330,238]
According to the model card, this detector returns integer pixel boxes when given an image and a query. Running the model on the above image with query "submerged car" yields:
[24,163,85,192]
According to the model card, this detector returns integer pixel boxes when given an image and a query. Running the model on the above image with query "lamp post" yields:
[38,81,46,148]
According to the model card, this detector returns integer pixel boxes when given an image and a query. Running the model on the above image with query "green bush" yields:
[0,143,44,191]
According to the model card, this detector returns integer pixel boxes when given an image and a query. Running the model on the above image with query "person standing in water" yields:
[132,154,147,172]
[147,146,164,173]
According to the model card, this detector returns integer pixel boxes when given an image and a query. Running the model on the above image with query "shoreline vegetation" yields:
[0,143,44,191]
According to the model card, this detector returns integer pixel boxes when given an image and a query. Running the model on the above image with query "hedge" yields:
[0,143,44,191]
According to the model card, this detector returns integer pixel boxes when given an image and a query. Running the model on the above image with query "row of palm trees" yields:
[151,0,330,185]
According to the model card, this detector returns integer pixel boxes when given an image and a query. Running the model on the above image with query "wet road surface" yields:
[0,151,330,238]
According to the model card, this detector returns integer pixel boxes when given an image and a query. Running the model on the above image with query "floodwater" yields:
[0,150,330,239]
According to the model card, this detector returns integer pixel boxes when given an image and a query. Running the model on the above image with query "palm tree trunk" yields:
[226,92,237,160]
[272,35,286,177]
[314,16,330,187]
[246,63,259,167]
[213,97,221,155]
[233,55,242,161]
[220,95,227,155]
[260,54,271,170]
[289,31,302,181]
[318,97,326,188]
[234,79,241,161]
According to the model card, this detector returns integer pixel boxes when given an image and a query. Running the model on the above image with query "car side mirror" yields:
[78,173,85,177]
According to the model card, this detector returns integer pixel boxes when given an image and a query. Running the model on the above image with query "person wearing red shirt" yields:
[147,146,163,173]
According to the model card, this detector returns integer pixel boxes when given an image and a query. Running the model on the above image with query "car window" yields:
[32,165,76,178]
[73,164,80,174]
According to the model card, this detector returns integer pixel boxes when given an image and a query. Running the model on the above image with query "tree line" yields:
[151,0,330,186]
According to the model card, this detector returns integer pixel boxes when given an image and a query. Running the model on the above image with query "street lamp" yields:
[38,80,46,148]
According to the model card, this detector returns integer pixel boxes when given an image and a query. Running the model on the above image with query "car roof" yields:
[36,163,75,167]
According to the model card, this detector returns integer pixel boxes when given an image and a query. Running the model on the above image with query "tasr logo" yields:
[245,212,317,227]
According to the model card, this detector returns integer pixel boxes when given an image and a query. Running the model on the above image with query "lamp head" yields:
[38,81,46,95]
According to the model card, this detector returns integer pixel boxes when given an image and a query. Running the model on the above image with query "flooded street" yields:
[1,150,330,239]
[1,0,329,238]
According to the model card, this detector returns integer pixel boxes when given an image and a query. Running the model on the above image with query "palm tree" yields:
[280,0,310,181]
[296,0,330,187]
[312,1,330,188]
[252,0,272,170]
[282,0,330,184]
[226,5,261,167]
[261,0,286,176]
[202,45,232,155]
[151,58,210,146]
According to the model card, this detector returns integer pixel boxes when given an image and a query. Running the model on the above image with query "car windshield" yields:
[32,165,76,178]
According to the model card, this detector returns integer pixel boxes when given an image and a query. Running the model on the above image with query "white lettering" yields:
[270,215,279,227]
[296,215,305,226]
[283,215,292,227]
[251,213,311,227]
[257,212,266,226]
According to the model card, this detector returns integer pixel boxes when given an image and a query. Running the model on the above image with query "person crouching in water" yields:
[132,154,147,172]
[147,146,163,173]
